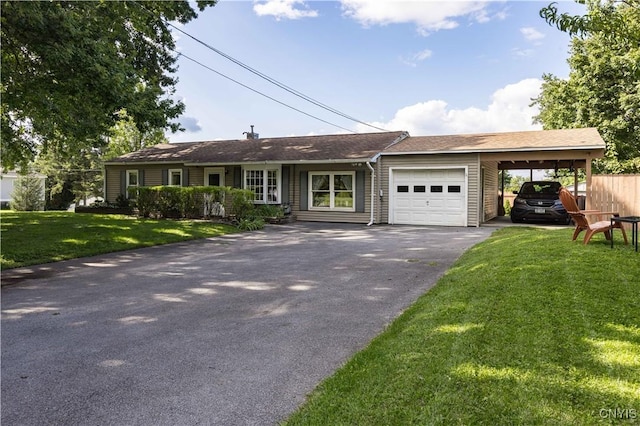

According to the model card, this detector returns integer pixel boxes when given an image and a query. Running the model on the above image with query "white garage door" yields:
[391,169,467,226]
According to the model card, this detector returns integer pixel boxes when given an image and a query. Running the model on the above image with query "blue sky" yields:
[169,0,585,143]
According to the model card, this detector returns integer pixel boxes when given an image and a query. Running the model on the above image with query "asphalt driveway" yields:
[1,222,492,425]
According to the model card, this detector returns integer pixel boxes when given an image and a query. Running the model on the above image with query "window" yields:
[168,169,182,186]
[448,185,461,193]
[414,185,426,193]
[397,185,409,193]
[204,167,225,187]
[244,167,280,204]
[430,185,443,193]
[309,172,355,211]
[126,170,139,198]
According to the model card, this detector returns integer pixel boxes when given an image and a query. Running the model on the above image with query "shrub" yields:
[179,187,203,219]
[115,194,130,209]
[254,204,284,218]
[130,186,253,220]
[228,188,256,220]
[131,187,157,218]
[156,187,181,218]
[236,217,265,231]
[503,200,512,215]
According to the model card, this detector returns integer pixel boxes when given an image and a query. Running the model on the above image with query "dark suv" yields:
[510,181,571,224]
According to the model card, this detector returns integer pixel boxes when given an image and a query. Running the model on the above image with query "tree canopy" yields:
[104,109,168,161]
[1,0,216,170]
[534,0,640,173]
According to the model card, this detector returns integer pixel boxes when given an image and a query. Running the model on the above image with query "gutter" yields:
[366,161,375,226]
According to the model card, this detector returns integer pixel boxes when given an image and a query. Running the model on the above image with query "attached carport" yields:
[378,128,606,226]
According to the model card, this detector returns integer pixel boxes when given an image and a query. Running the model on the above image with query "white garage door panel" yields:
[391,169,466,226]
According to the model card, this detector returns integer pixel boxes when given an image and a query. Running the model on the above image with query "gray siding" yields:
[105,164,183,202]
[290,164,372,224]
[105,163,372,223]
[379,154,480,226]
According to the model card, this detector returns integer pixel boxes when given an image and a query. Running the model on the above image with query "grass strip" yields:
[285,226,640,425]
[0,211,238,269]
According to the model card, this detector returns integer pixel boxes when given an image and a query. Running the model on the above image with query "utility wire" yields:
[177,52,356,133]
[131,1,389,133]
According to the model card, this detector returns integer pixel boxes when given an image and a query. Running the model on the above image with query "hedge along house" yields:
[103,127,605,227]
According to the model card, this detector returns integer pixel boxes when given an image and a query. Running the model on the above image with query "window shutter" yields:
[234,167,242,188]
[281,166,290,204]
[120,170,126,196]
[182,168,189,187]
[139,170,145,186]
[162,169,168,186]
[299,171,308,211]
[356,170,365,213]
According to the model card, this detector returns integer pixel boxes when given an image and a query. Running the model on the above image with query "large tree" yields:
[1,0,216,170]
[534,0,640,173]
[103,109,168,161]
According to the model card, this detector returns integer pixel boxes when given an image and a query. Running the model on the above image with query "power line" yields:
[176,52,356,133]
[130,1,389,133]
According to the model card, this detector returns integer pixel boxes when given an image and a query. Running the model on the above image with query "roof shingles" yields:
[106,128,604,164]
[383,128,604,154]
[108,131,407,164]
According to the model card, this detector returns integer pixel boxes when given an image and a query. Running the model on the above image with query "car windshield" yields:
[520,182,561,195]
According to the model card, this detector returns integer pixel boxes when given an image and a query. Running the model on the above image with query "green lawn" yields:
[0,211,238,269]
[285,227,640,425]
[2,213,638,423]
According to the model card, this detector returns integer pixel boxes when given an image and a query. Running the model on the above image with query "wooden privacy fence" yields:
[589,174,640,220]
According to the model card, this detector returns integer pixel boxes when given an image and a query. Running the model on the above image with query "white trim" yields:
[243,165,281,204]
[308,171,356,212]
[168,169,182,186]
[204,167,225,187]
[126,169,139,198]
[388,166,468,226]
[126,169,139,187]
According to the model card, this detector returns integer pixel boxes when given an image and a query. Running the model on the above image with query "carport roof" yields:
[105,131,408,165]
[381,127,605,155]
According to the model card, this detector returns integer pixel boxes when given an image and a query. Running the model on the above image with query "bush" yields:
[503,200,512,215]
[115,194,131,209]
[236,217,265,231]
[130,186,257,220]
[254,204,284,219]
[228,188,255,220]
[156,186,182,218]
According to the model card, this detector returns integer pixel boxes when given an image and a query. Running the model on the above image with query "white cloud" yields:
[401,48,433,67]
[253,0,319,20]
[512,47,534,57]
[520,27,545,42]
[340,0,501,35]
[360,78,543,135]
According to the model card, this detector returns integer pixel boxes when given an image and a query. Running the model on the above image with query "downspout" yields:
[366,161,375,226]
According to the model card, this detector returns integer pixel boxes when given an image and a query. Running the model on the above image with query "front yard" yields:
[285,227,640,425]
[0,211,238,270]
[1,212,638,423]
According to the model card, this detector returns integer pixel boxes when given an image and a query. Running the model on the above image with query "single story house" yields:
[103,127,605,227]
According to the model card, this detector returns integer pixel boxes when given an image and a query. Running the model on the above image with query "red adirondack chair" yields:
[558,187,628,245]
